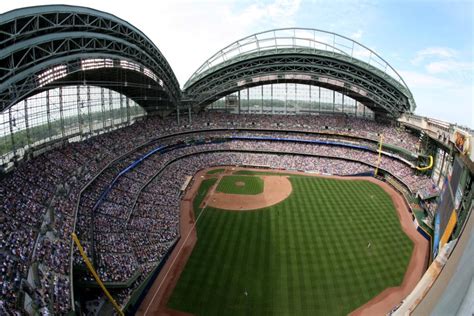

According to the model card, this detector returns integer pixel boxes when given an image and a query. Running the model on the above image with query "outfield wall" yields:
[123,240,179,315]
[72,132,428,312]
[394,206,473,315]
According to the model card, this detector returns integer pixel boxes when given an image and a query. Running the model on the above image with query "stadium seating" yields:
[1,112,438,313]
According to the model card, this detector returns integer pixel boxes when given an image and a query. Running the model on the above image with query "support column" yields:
[87,86,92,132]
[238,90,241,115]
[119,93,124,125]
[109,89,113,127]
[318,86,321,112]
[295,84,297,114]
[437,150,447,187]
[126,97,130,124]
[247,88,250,113]
[77,86,83,135]
[342,92,345,114]
[309,85,312,113]
[188,103,192,124]
[8,108,16,155]
[271,84,274,114]
[177,105,180,125]
[46,90,52,139]
[101,87,106,129]
[59,87,65,137]
[332,90,335,113]
[24,99,30,146]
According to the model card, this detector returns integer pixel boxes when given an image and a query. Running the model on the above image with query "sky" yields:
[1,0,473,128]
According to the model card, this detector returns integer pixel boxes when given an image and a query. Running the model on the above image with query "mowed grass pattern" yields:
[193,178,217,209]
[168,176,413,315]
[216,175,264,195]
[207,168,226,175]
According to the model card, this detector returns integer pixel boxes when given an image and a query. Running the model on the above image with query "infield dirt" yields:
[136,166,428,316]
[206,174,292,211]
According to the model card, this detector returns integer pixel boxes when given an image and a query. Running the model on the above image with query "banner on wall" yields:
[455,186,463,210]
[433,212,440,258]
[439,211,457,250]
[453,130,470,154]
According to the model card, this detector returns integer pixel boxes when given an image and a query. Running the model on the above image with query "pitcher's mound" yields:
[207,176,292,211]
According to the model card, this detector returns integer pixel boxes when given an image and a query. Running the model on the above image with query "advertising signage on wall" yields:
[453,130,470,154]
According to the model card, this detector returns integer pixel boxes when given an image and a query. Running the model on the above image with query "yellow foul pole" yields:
[374,134,384,177]
[416,155,434,171]
[71,233,124,316]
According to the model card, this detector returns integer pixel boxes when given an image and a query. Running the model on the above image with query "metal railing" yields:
[185,28,413,100]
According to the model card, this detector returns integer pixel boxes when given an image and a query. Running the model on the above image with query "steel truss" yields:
[0,5,180,112]
[184,53,411,117]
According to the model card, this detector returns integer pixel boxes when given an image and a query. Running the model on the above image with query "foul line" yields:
[143,204,208,315]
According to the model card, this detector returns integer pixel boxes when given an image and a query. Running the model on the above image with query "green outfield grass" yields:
[234,170,296,176]
[207,168,226,175]
[168,175,413,315]
[216,175,264,195]
[193,178,217,209]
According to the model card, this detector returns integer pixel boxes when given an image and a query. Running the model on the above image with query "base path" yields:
[135,170,208,316]
[206,175,292,210]
[136,166,428,316]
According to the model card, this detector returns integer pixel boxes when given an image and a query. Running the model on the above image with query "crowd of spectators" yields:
[80,133,440,305]
[0,111,436,314]
[179,112,421,152]
[421,199,439,218]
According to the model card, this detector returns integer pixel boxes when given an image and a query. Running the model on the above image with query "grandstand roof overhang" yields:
[183,28,416,118]
[0,5,181,113]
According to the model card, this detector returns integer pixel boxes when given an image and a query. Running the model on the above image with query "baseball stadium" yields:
[0,4,473,316]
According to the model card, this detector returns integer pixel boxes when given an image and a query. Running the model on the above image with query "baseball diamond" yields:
[215,175,265,195]
[160,167,425,315]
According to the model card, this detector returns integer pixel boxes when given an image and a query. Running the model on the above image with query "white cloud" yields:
[353,47,373,60]
[402,46,473,127]
[0,0,302,87]
[143,0,302,86]
[411,47,457,65]
[399,70,455,89]
[412,84,474,129]
[240,0,301,25]
[351,29,363,40]
[400,70,473,128]
[425,60,473,75]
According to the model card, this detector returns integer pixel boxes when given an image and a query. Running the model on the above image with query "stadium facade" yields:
[0,5,472,315]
